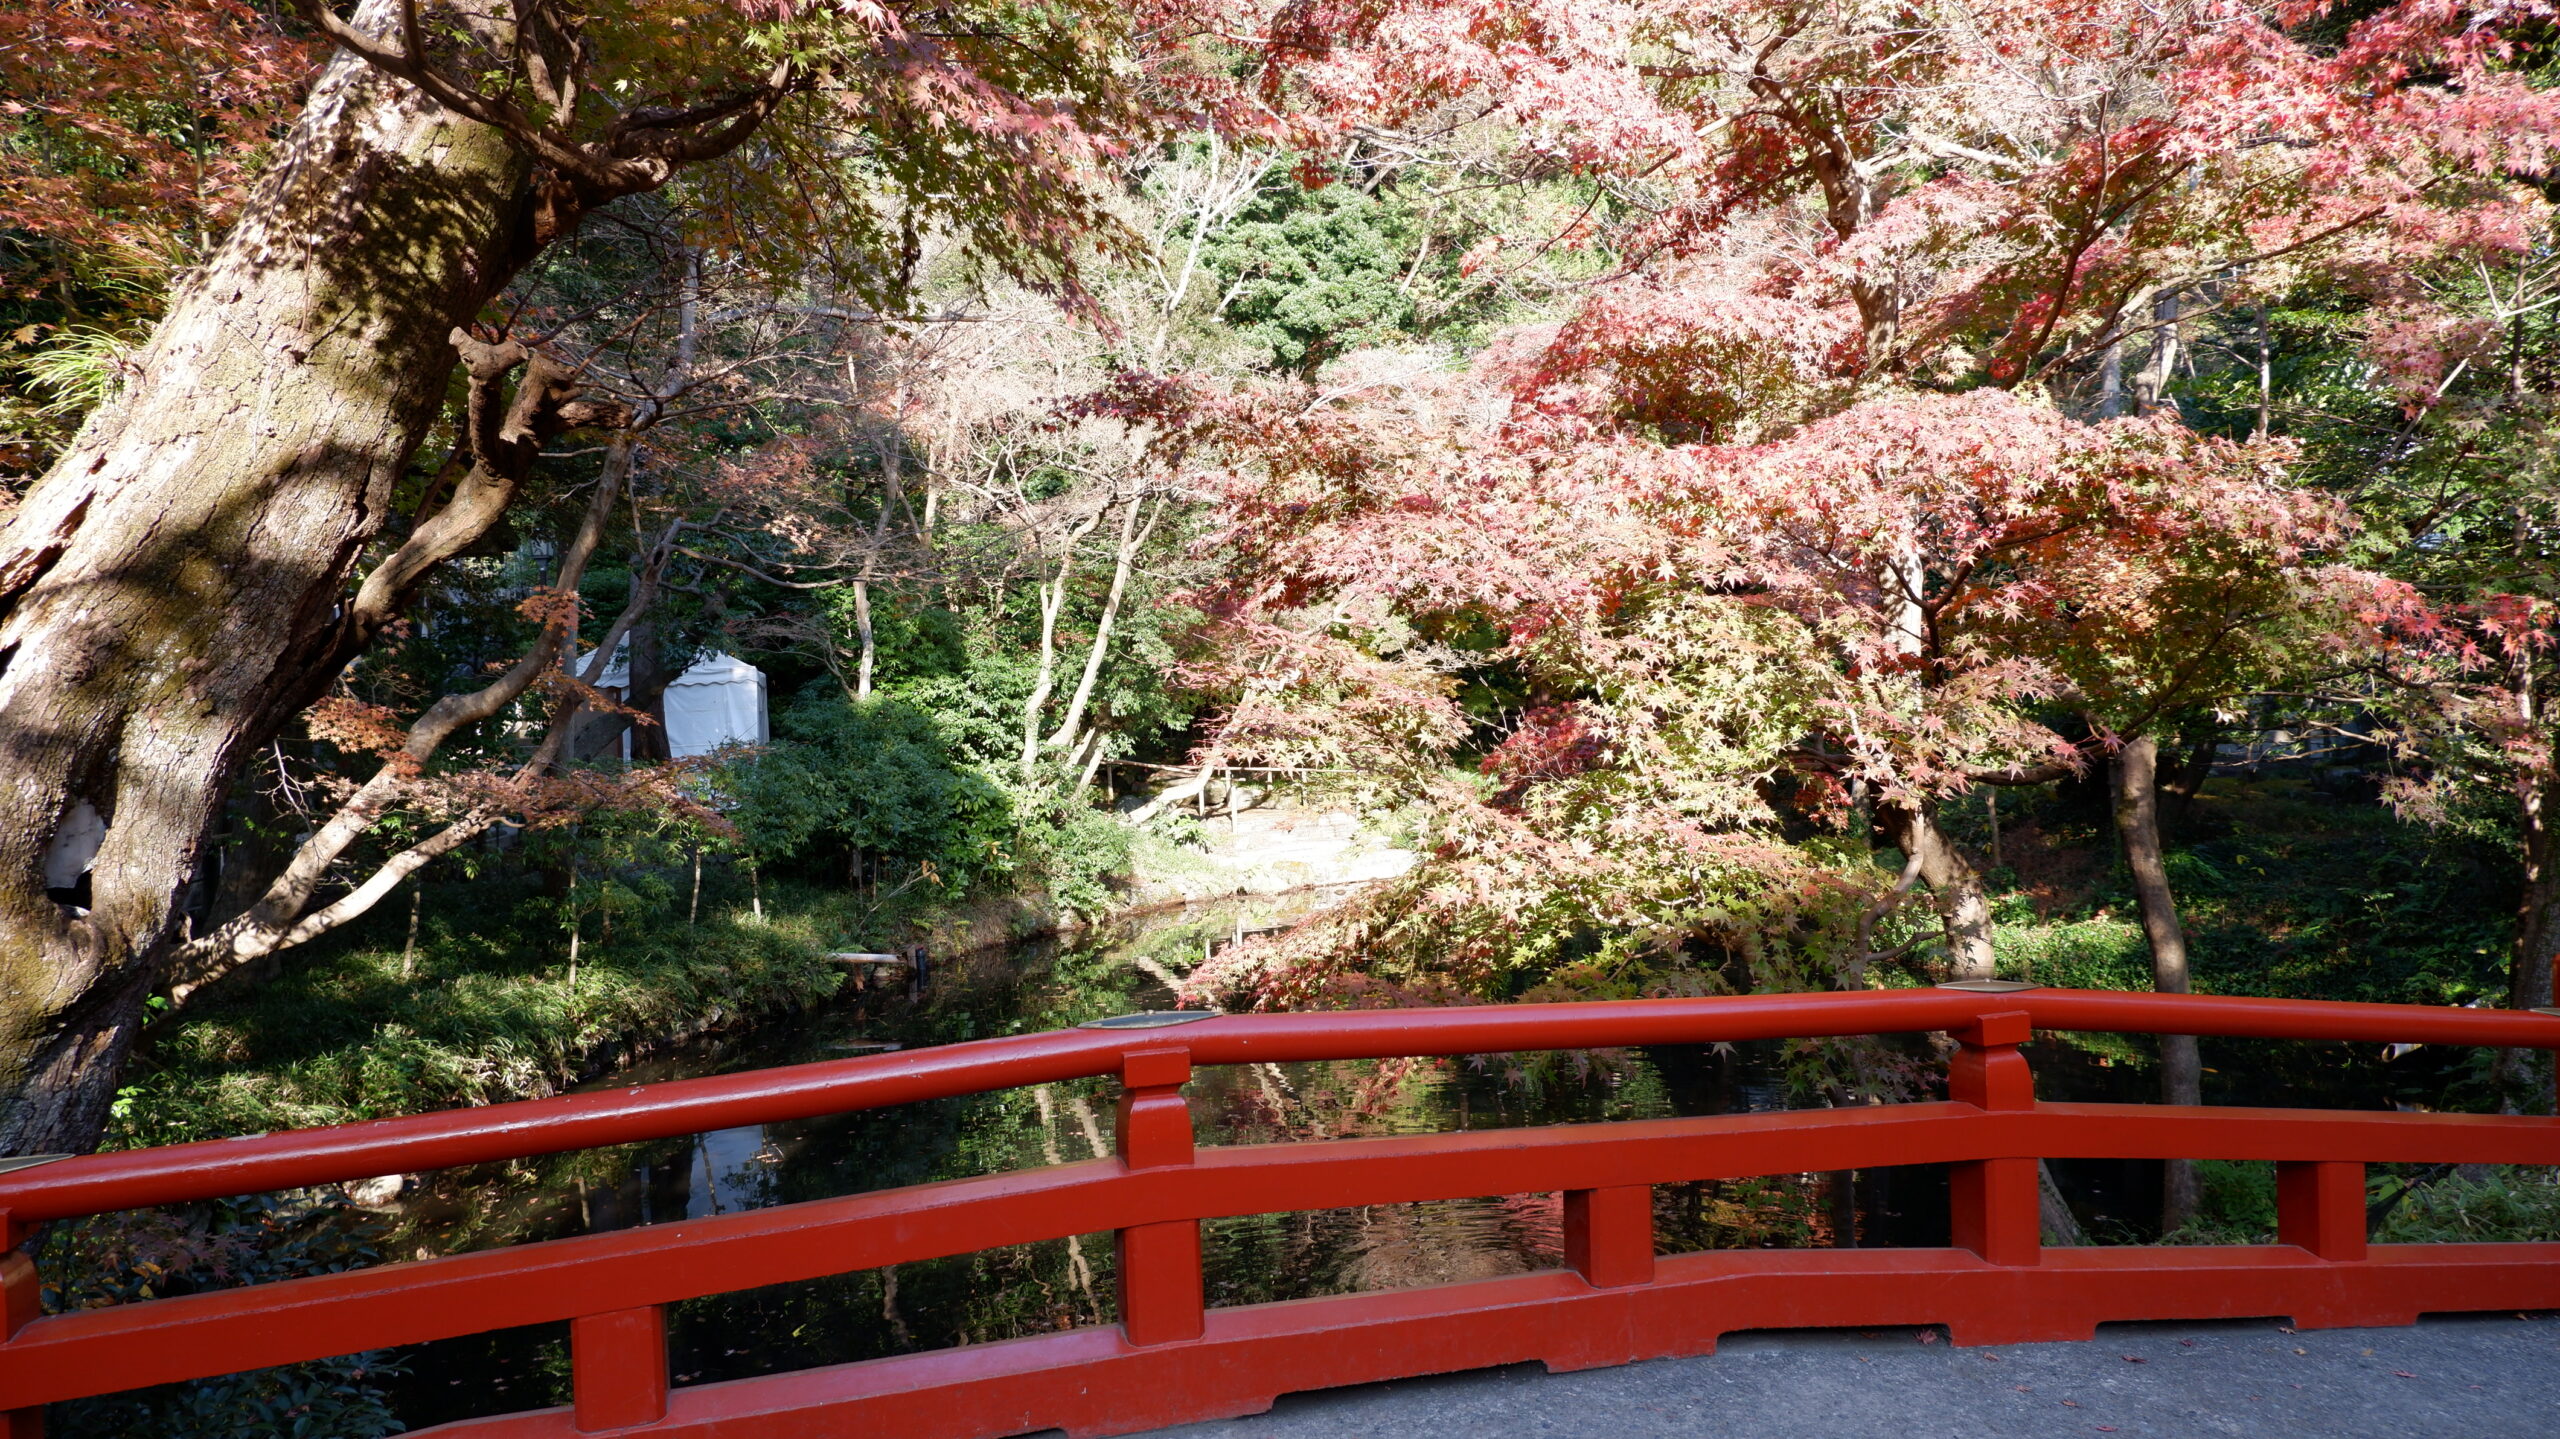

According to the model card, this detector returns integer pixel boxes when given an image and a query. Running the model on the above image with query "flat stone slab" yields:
[1134,1314,2560,1438]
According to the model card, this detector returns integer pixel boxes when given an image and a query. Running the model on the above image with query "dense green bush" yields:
[721,694,1011,893]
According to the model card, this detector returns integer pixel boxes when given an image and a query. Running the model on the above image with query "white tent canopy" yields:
[573,646,770,758]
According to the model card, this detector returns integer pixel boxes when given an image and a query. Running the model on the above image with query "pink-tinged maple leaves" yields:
[0,1,316,269]
[1238,0,2560,392]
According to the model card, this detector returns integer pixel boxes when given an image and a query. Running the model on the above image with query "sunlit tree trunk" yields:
[2113,736,2202,1229]
[1873,538,1997,982]
[1046,492,1162,762]
[2133,288,2183,416]
[1876,803,1999,981]
[0,2,534,1154]
[1019,507,1104,777]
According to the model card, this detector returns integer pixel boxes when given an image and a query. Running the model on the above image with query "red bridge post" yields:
[1948,1011,2039,1268]
[1563,1186,1654,1289]
[3,1212,37,1439]
[571,1305,669,1432]
[1115,1046,1204,1345]
[2276,1161,2366,1262]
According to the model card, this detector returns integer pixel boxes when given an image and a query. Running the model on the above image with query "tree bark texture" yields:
[0,0,535,1153]
[1877,802,1999,982]
[2501,771,2559,1112]
[2112,736,2202,1229]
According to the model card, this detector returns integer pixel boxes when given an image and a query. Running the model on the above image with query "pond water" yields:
[328,895,2472,1429]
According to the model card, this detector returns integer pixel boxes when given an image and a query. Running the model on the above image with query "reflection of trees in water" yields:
[1209,1193,1567,1304]
[1034,1083,1111,1301]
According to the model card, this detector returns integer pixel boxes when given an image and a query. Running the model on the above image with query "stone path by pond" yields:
[1134,1314,2560,1438]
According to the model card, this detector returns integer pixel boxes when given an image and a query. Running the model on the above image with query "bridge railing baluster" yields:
[2277,1160,2367,1262]
[1113,1046,1203,1345]
[570,1304,669,1433]
[1947,1011,2039,1268]
[1563,1185,1654,1288]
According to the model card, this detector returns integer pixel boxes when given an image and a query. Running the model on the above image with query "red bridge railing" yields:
[0,987,2555,1437]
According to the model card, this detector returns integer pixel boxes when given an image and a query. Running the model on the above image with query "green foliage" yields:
[113,874,850,1144]
[2377,1167,2560,1243]
[721,693,1010,890]
[1978,777,2514,1005]
[43,1195,406,1438]
[1202,170,1436,378]
[1001,772,1137,919]
[2167,1162,2560,1246]
[2160,1159,2280,1244]
[1992,917,2153,991]
[719,687,1145,922]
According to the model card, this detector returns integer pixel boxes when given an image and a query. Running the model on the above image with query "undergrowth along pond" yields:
[113,872,866,1148]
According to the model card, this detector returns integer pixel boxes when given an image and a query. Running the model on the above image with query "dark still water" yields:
[130,896,2491,1430]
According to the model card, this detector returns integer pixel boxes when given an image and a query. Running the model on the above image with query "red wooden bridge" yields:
[1,986,2555,1437]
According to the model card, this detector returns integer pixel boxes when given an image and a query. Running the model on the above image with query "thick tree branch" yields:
[169,432,640,992]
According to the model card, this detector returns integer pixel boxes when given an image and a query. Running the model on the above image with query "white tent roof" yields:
[572,646,769,757]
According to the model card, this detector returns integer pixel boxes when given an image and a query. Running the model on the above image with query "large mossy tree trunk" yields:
[2111,736,2203,1230]
[0,2,534,1154]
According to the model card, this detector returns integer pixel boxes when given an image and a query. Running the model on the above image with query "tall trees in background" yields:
[0,0,2552,1162]
[1169,0,2558,1133]
[0,0,1210,1152]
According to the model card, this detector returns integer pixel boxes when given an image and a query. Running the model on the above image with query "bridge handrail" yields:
[2,987,2553,1225]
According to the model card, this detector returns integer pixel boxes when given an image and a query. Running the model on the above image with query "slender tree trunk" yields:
[1046,492,1162,759]
[0,2,536,1154]
[2098,339,2127,419]
[622,609,676,763]
[2492,504,2557,1111]
[2134,288,2183,416]
[2158,735,2217,834]
[851,399,910,701]
[1018,508,1103,777]
[2510,774,2559,1113]
[2254,304,2274,440]
[851,580,879,700]
[2113,736,2202,1229]
[1877,802,1999,981]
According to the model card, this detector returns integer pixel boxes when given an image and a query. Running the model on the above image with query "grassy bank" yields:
[113,867,924,1148]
